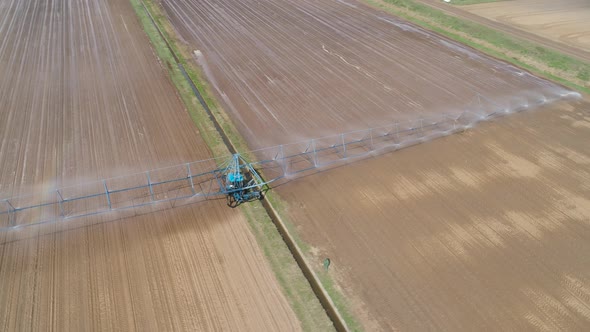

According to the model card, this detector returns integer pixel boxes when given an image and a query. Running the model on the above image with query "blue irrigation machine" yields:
[217,154,266,207]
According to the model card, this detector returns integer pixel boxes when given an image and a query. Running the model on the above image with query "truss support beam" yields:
[103,180,112,210]
[4,200,16,227]
[56,190,65,217]
[186,163,196,195]
[147,171,155,201]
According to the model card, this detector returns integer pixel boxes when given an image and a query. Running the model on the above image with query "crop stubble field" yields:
[0,0,299,330]
[158,0,590,330]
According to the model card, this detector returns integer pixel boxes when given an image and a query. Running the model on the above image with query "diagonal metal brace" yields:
[4,199,16,227]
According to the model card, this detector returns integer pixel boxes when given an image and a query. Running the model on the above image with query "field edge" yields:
[363,0,590,95]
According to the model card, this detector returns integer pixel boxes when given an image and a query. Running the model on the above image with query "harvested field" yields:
[161,0,569,149]
[278,99,590,330]
[462,0,590,53]
[0,0,300,330]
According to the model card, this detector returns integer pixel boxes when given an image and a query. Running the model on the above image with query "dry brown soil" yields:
[0,0,299,330]
[278,99,590,330]
[0,202,300,331]
[462,0,590,54]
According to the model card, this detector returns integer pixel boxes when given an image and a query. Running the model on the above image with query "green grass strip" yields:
[366,0,590,94]
[450,0,504,5]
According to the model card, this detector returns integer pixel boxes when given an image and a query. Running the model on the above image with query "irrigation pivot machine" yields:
[0,112,460,230]
[217,154,266,207]
[2,90,574,231]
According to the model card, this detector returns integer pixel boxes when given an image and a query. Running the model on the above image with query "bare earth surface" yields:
[162,0,568,149]
[0,202,299,331]
[462,0,590,53]
[279,99,590,330]
[159,0,590,330]
[0,0,299,330]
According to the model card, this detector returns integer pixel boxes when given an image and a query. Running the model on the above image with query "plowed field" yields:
[279,99,590,330]
[0,202,300,331]
[161,0,567,148]
[0,0,299,330]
